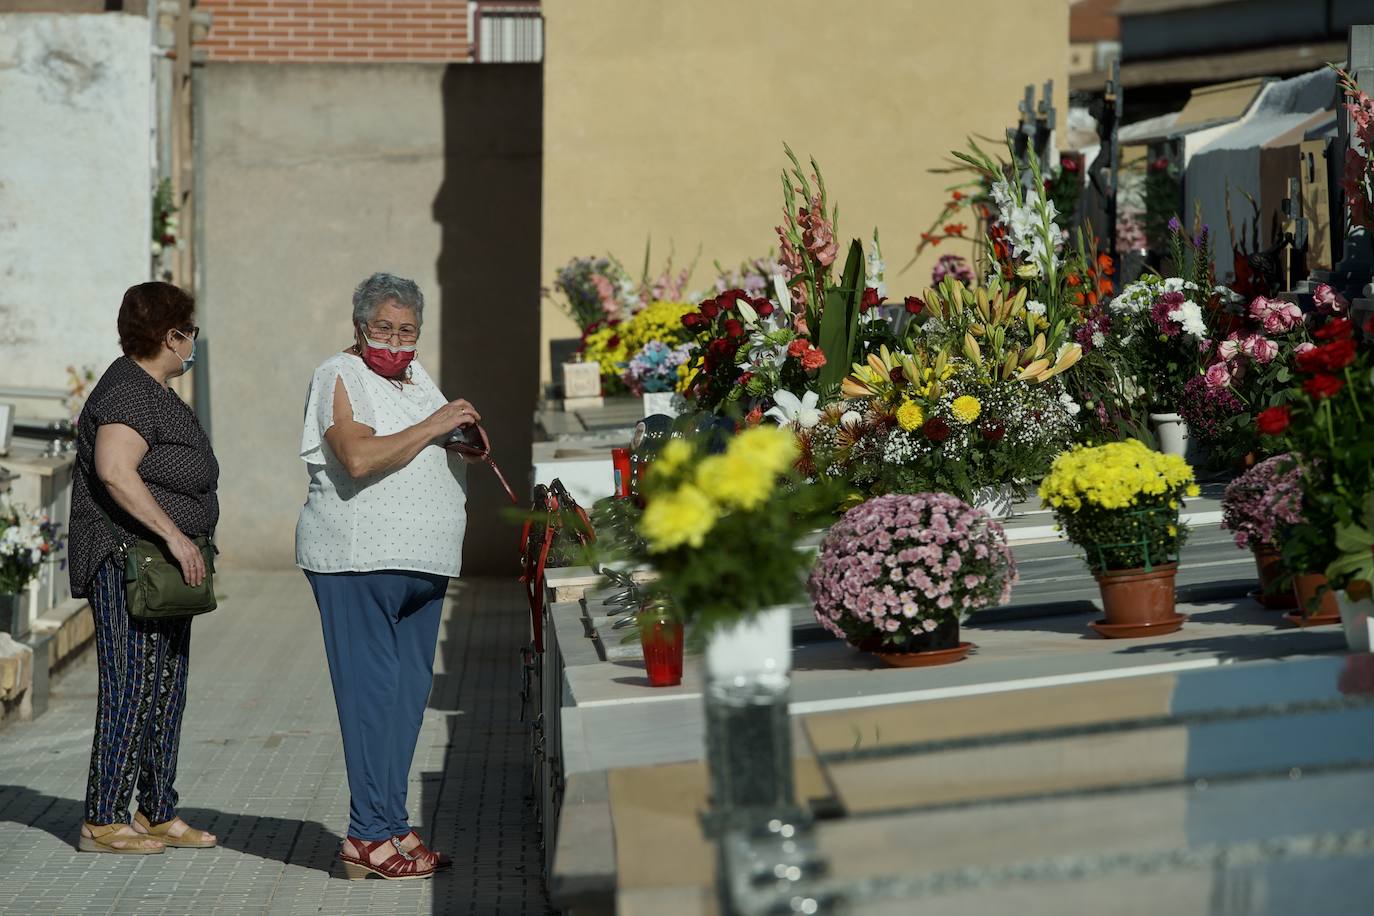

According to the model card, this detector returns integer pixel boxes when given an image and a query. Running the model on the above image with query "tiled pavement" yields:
[0,572,556,916]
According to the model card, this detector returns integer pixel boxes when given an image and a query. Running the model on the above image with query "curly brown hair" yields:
[118,282,195,360]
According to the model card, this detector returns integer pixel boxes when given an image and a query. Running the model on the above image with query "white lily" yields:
[772,273,791,314]
[765,389,821,429]
[737,298,759,326]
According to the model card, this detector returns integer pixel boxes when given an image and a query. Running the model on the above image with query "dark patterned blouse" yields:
[67,356,220,598]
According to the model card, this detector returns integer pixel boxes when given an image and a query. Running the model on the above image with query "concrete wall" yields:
[540,0,1069,379]
[202,64,447,571]
[201,62,541,575]
[0,12,151,390]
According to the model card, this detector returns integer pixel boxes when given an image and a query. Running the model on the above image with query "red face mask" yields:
[360,336,416,379]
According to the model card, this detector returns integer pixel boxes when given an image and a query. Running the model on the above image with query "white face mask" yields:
[173,329,196,375]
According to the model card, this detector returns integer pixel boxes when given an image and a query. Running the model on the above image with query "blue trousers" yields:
[305,569,447,841]
[85,558,192,825]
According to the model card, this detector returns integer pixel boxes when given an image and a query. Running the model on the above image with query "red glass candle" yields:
[639,611,684,687]
[611,447,632,498]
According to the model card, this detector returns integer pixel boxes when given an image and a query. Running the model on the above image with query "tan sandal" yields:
[78,822,166,855]
[133,811,219,848]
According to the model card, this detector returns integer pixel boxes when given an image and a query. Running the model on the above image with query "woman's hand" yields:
[427,399,482,439]
[168,532,206,587]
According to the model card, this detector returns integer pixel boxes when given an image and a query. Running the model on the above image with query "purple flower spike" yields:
[1167,216,1183,234]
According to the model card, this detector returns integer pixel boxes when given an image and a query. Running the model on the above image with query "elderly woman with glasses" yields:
[296,272,480,880]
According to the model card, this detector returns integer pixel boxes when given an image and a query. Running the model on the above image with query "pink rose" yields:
[1242,334,1279,365]
[1204,361,1232,390]
[1217,332,1243,362]
[1313,282,1348,315]
[1295,341,1317,356]
[1250,296,1303,333]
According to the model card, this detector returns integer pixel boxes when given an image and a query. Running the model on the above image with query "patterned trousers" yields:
[84,557,193,825]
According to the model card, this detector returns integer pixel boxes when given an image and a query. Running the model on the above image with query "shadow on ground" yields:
[0,786,343,874]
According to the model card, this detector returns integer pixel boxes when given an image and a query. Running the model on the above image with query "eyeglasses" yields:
[365,321,420,344]
[174,326,200,341]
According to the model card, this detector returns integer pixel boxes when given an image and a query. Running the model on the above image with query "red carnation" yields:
[607,334,620,348]
[860,287,887,313]
[724,319,745,339]
[1315,317,1354,341]
[800,348,826,371]
[904,296,925,315]
[1256,405,1290,436]
[707,338,736,360]
[980,419,1006,442]
[787,338,809,357]
[756,302,775,318]
[1295,346,1326,374]
[1303,373,1345,400]
[682,312,703,330]
[1317,338,1357,371]
[922,417,951,442]
[700,302,721,321]
[889,366,905,384]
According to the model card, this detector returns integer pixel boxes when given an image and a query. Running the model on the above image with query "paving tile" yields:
[0,573,555,914]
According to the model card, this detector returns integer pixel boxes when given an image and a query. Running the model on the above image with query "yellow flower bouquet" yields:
[635,426,839,639]
[1040,439,1199,573]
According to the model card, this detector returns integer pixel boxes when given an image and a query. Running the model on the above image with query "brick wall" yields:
[199,0,470,63]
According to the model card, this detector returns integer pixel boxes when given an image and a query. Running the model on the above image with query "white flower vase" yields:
[1150,412,1190,458]
[1338,591,1374,653]
[972,483,1017,520]
[701,604,796,827]
[704,605,793,685]
[641,391,679,419]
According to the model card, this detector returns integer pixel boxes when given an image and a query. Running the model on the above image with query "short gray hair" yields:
[352,272,425,327]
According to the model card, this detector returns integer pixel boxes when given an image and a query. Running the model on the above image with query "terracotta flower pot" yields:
[1251,547,1297,610]
[1285,573,1341,627]
[1091,563,1185,638]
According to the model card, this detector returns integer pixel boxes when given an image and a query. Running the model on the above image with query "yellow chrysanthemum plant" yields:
[1040,439,1200,574]
[579,300,696,396]
[635,427,841,641]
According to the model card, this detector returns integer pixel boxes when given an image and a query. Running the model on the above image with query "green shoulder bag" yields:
[98,503,218,620]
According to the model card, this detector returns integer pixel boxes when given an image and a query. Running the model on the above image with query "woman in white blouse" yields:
[296,272,479,881]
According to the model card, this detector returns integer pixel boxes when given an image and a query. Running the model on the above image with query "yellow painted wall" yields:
[541,0,1069,379]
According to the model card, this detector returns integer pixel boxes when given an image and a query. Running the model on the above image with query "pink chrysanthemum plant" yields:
[1221,453,1306,553]
[808,493,1017,653]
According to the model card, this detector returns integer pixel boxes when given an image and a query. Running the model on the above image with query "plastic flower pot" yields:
[1091,563,1184,638]
[638,610,683,687]
[870,618,973,667]
[1149,412,1189,458]
[1286,574,1341,627]
[1251,547,1298,610]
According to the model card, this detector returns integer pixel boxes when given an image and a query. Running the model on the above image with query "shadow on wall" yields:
[433,64,543,576]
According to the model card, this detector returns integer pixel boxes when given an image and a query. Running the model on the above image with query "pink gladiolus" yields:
[1204,361,1232,389]
[799,195,838,267]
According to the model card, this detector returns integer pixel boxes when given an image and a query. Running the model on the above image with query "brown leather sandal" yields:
[133,811,218,848]
[77,822,166,855]
[396,830,452,869]
[339,836,436,880]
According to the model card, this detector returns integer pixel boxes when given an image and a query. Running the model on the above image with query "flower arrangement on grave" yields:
[632,426,838,640]
[579,300,696,395]
[0,496,64,595]
[1040,440,1197,635]
[1333,65,1374,233]
[551,245,698,333]
[679,148,886,418]
[791,276,1081,509]
[151,178,179,259]
[1181,283,1346,466]
[1222,454,1306,553]
[808,493,1016,666]
[1222,453,1307,608]
[1261,313,1374,608]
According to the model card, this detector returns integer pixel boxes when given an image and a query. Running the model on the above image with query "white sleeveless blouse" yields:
[295,352,467,577]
